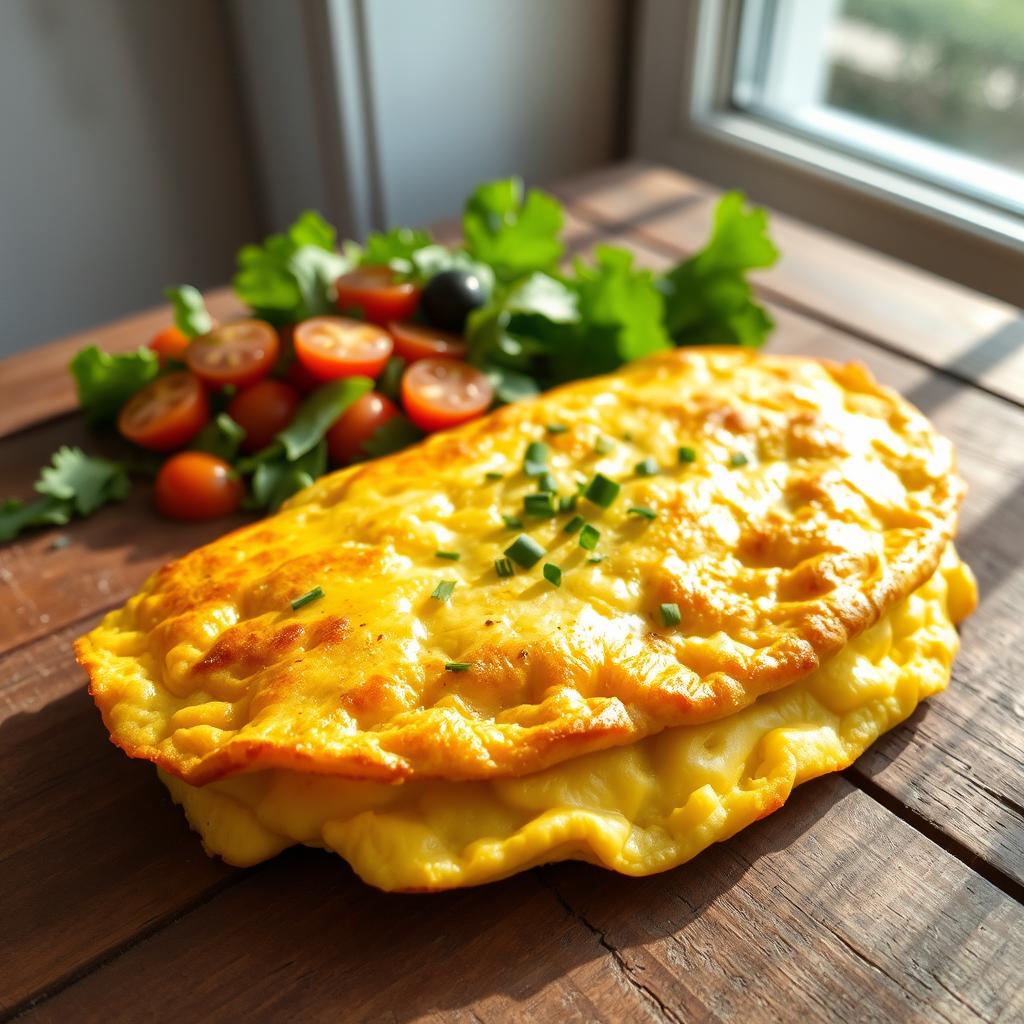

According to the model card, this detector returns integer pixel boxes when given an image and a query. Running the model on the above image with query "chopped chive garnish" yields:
[587,555,604,564]
[445,661,472,672]
[634,458,659,477]
[579,524,600,550]
[290,586,324,610]
[543,563,562,587]
[558,495,578,513]
[523,441,549,476]
[678,446,697,464]
[485,470,504,481]
[495,557,515,578]
[502,513,524,529]
[623,431,634,442]
[536,471,558,493]
[505,534,545,568]
[628,505,657,520]
[435,550,461,561]
[660,602,682,627]
[563,514,586,535]
[524,492,557,518]
[545,423,568,434]
[431,580,457,601]
[583,472,620,509]
[729,452,749,467]
[595,435,615,455]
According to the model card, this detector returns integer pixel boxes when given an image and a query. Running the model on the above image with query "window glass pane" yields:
[825,0,1024,175]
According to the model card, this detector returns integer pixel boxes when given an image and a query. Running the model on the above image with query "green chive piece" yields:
[623,431,634,442]
[536,471,558,493]
[678,446,697,464]
[634,458,659,477]
[431,580,457,601]
[290,586,324,611]
[485,470,504,481]
[587,555,604,564]
[563,514,586,535]
[435,550,460,561]
[545,423,568,434]
[523,441,549,476]
[660,602,682,627]
[558,495,578,513]
[628,505,657,520]
[579,524,600,550]
[502,513,523,529]
[524,492,557,518]
[595,435,615,455]
[543,563,562,587]
[445,661,472,672]
[495,557,515,578]
[505,534,545,568]
[729,452,749,467]
[584,472,620,509]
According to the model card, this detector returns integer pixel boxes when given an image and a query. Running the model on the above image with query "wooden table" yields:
[2,164,1022,1023]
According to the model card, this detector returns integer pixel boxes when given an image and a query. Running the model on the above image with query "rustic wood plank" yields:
[0,622,237,1016]
[18,779,1023,1023]
[0,289,246,440]
[556,167,1024,405]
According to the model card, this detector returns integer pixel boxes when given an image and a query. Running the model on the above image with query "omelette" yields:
[78,348,976,890]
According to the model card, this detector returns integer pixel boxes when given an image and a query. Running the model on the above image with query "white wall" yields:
[0,0,257,356]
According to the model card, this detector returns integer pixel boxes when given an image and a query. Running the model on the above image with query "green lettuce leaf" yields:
[163,285,213,338]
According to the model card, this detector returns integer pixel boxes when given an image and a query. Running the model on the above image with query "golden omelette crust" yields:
[78,348,966,786]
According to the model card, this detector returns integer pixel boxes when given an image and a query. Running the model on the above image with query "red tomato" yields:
[285,357,322,395]
[154,452,243,521]
[117,372,209,451]
[186,319,279,389]
[149,325,191,365]
[325,391,400,465]
[293,316,392,381]
[335,266,420,325]
[228,379,302,453]
[401,358,493,433]
[388,321,467,362]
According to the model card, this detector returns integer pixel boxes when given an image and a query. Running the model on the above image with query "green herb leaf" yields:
[543,563,562,587]
[501,513,523,530]
[485,471,505,481]
[627,505,657,520]
[558,495,578,513]
[377,356,407,401]
[595,436,615,455]
[192,413,246,462]
[563,514,586,535]
[361,415,424,459]
[634,458,659,477]
[291,586,325,611]
[362,227,434,272]
[0,496,72,543]
[405,245,496,294]
[660,602,682,627]
[524,492,557,518]
[536,471,558,494]
[463,178,564,282]
[583,472,620,509]
[678,446,697,464]
[164,284,213,338]
[578,524,600,551]
[431,579,457,602]
[435,550,460,561]
[445,661,472,672]
[545,423,568,435]
[36,446,131,516]
[729,452,750,467]
[276,378,373,460]
[660,192,778,348]
[505,534,545,568]
[523,440,549,477]
[495,557,515,578]
[69,345,159,427]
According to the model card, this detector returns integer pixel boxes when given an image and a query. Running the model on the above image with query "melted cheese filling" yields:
[161,548,974,891]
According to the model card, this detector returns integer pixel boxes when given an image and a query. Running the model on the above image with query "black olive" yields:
[421,269,490,333]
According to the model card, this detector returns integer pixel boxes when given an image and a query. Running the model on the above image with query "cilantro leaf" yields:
[362,227,434,273]
[164,285,213,338]
[69,345,159,427]
[463,178,564,282]
[192,413,246,462]
[0,497,72,543]
[361,415,424,458]
[660,192,779,347]
[234,211,355,323]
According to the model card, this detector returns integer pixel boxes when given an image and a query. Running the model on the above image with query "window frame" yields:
[631,0,1024,305]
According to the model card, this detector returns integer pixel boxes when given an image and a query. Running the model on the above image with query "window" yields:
[632,0,1024,304]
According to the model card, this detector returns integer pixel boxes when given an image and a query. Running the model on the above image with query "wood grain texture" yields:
[18,779,1024,1024]
[0,289,246,440]
[555,166,1024,405]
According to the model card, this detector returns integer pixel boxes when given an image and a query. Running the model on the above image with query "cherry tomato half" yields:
[149,325,191,365]
[388,321,467,362]
[117,372,210,451]
[154,452,243,521]
[325,391,400,465]
[293,316,393,381]
[228,379,302,453]
[186,319,279,389]
[335,266,420,325]
[401,358,493,433]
